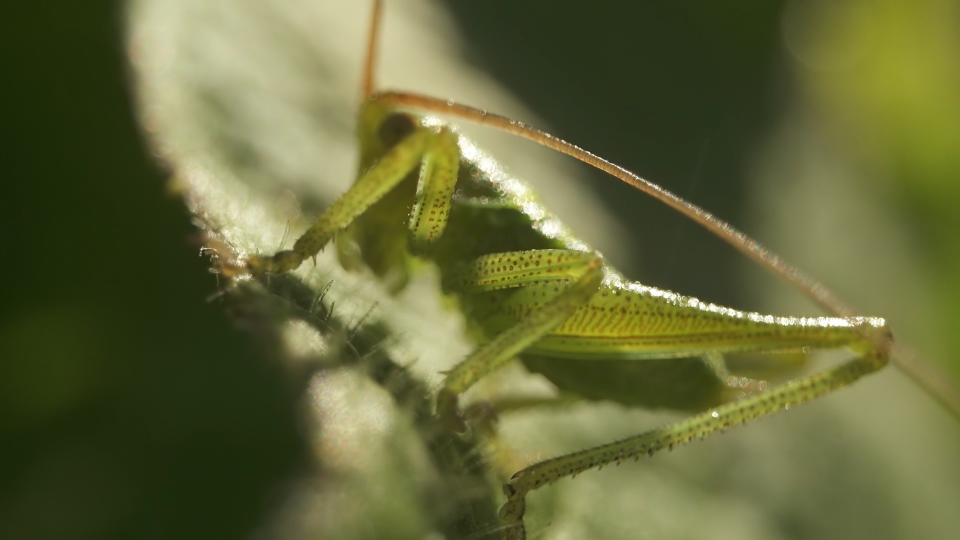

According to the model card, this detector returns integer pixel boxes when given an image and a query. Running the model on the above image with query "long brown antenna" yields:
[378,92,850,317]
[361,0,383,100]
[893,342,960,419]
[375,90,960,419]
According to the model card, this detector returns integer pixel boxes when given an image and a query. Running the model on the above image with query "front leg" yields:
[246,123,460,275]
[436,249,604,432]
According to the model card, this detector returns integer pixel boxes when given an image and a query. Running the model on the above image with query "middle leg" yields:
[436,249,605,432]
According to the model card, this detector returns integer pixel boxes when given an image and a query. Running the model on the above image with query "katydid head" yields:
[355,97,397,171]
[338,98,421,292]
[355,1,417,168]
[341,2,435,292]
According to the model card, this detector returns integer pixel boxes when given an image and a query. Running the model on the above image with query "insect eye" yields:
[379,113,416,148]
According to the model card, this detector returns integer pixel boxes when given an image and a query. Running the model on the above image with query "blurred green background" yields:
[2,1,959,539]
[1,1,305,539]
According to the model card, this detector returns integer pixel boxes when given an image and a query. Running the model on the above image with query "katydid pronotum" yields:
[235,1,960,538]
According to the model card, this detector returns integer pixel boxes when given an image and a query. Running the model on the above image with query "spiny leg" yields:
[246,123,459,275]
[497,344,890,540]
[408,126,459,253]
[436,249,605,432]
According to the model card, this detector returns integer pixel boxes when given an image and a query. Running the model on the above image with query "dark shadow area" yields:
[0,2,306,538]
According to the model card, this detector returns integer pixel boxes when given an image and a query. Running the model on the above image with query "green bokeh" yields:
[1,2,304,538]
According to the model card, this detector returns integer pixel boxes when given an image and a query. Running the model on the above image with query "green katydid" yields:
[241,1,960,538]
